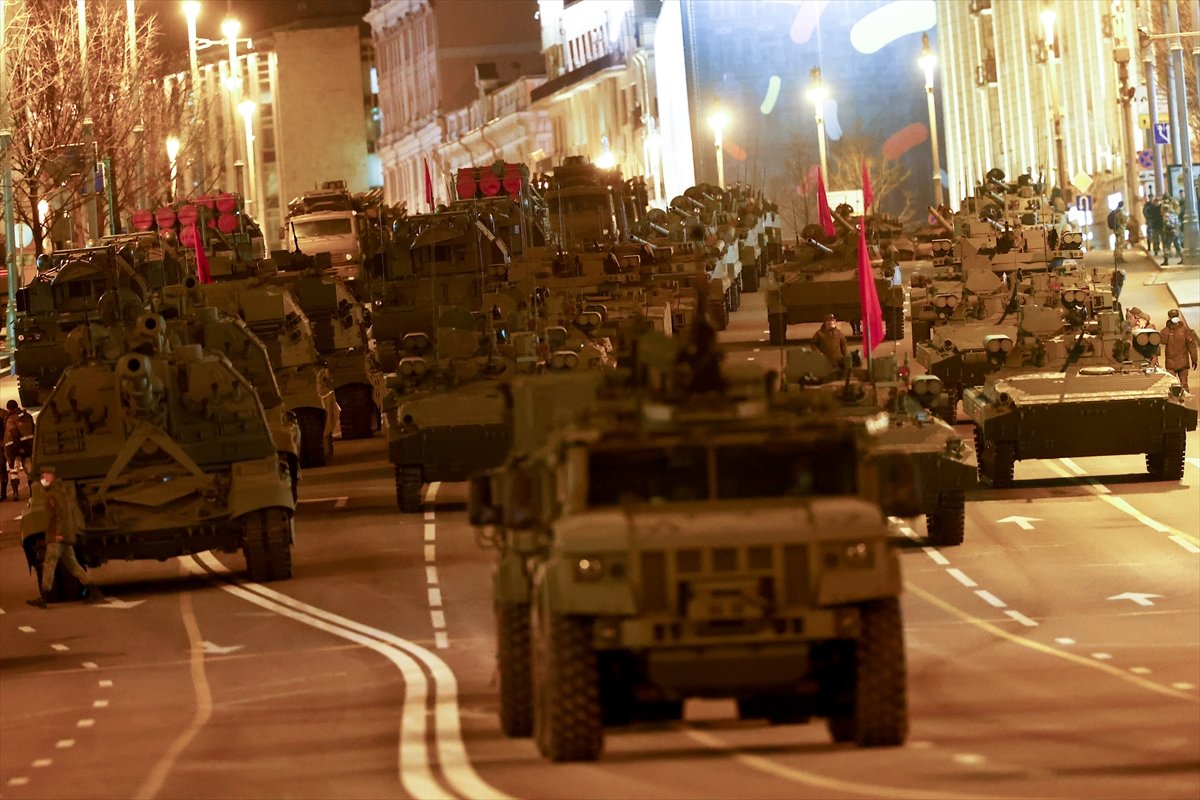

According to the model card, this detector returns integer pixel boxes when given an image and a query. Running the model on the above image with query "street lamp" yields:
[239,100,258,219]
[182,2,203,191]
[918,34,944,208]
[708,103,729,190]
[1040,5,1069,202]
[806,67,830,183]
[166,136,181,202]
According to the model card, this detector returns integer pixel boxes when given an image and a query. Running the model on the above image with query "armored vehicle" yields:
[471,325,907,761]
[13,245,154,407]
[965,363,1197,486]
[781,348,976,546]
[765,219,903,346]
[21,313,295,601]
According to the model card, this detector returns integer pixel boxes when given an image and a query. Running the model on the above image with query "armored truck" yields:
[965,365,1198,486]
[472,328,907,761]
[21,315,296,601]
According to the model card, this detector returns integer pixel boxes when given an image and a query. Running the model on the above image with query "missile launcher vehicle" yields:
[471,320,907,760]
[21,312,296,601]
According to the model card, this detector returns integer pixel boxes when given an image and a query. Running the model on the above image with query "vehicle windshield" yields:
[586,437,856,506]
[292,218,353,238]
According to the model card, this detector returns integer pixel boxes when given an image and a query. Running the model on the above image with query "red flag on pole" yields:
[423,158,435,212]
[861,160,874,211]
[816,168,836,239]
[194,232,211,284]
[858,161,884,359]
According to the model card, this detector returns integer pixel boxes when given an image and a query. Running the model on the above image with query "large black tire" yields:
[825,598,907,747]
[989,442,1015,488]
[395,465,423,512]
[336,384,376,440]
[295,408,329,468]
[1147,432,1186,481]
[730,281,741,311]
[710,297,730,331]
[533,613,603,762]
[768,313,787,346]
[241,508,294,582]
[742,262,760,293]
[884,307,904,342]
[926,490,965,546]
[497,603,533,737]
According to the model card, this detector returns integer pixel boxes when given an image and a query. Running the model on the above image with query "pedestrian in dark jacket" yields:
[1163,309,1199,393]
[27,467,103,608]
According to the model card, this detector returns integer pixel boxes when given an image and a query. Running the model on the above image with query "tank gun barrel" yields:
[831,209,856,233]
[927,205,954,232]
[647,221,670,237]
[802,236,835,255]
[985,191,1005,206]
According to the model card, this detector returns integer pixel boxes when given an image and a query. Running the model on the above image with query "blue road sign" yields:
[1138,150,1154,169]
[1154,122,1170,145]
[1076,195,1093,212]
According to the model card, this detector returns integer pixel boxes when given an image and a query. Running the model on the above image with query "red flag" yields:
[857,223,884,358]
[423,158,435,212]
[816,168,836,239]
[861,160,874,211]
[194,233,211,284]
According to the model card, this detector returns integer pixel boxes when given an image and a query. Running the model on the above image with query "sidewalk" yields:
[1090,246,1200,330]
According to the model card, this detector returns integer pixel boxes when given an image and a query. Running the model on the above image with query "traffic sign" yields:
[1138,150,1154,169]
[1076,195,1093,212]
[1154,122,1170,145]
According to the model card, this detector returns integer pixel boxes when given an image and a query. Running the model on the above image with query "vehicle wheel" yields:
[826,597,907,747]
[939,388,960,424]
[336,384,376,440]
[18,376,41,408]
[533,613,603,762]
[241,507,294,582]
[731,282,741,311]
[884,308,904,342]
[742,263,760,293]
[395,465,423,512]
[1148,432,1186,481]
[989,442,1015,488]
[497,603,533,737]
[295,408,328,468]
[768,313,787,346]
[926,490,965,546]
[710,297,730,331]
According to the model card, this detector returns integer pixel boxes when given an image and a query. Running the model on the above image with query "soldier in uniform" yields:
[4,400,34,501]
[1163,309,1199,393]
[27,466,104,608]
[0,402,8,501]
[812,313,849,370]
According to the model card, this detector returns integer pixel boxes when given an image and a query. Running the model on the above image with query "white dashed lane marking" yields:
[923,547,950,566]
[946,568,977,587]
[1092,653,1113,661]
[423,482,449,649]
[428,588,442,607]
[18,625,35,633]
[1055,638,1076,646]
[1130,667,1152,675]
[50,643,69,652]
[1004,610,1039,627]
[974,590,1007,608]
[76,719,95,728]
[7,777,30,786]
[81,662,98,670]
[55,740,74,749]
[98,679,113,687]
[93,699,109,708]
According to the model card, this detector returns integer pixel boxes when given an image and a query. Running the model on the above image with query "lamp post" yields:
[806,67,830,183]
[166,136,181,202]
[1041,6,1070,203]
[708,103,729,190]
[918,34,944,208]
[239,100,258,219]
[182,1,203,193]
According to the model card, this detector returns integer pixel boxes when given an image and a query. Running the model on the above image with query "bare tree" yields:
[785,133,820,238]
[829,126,914,223]
[2,1,189,255]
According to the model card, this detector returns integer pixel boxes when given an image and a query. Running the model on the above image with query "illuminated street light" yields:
[806,67,830,184]
[166,136,181,202]
[1040,8,1057,49]
[708,103,729,190]
[1040,4,1069,203]
[239,100,258,218]
[595,135,617,170]
[221,17,242,91]
[919,34,944,207]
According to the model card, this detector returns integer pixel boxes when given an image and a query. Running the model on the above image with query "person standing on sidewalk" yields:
[1163,309,1198,393]
[1162,196,1184,263]
[1109,201,1129,263]
[1144,194,1163,260]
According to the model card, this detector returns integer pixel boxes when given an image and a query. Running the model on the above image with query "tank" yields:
[20,314,296,601]
[764,215,904,346]
[470,322,907,760]
[964,363,1198,486]
[780,347,977,546]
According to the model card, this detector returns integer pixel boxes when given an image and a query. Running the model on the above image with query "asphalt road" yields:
[1,264,1197,799]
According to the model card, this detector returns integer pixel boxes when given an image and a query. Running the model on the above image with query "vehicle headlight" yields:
[575,557,606,581]
[864,411,890,436]
[821,541,874,569]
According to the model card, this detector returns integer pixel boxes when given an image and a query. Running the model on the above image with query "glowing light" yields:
[595,149,617,170]
[238,99,256,119]
[165,136,180,161]
[1040,8,1057,47]
[708,107,729,134]
[181,1,200,23]
[220,17,240,39]
[918,33,936,88]
[849,0,936,55]
[760,75,782,115]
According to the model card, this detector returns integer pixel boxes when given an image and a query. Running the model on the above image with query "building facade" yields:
[366,0,544,212]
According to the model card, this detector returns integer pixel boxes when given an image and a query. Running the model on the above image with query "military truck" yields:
[471,326,907,760]
[780,347,976,546]
[21,313,296,601]
[966,362,1198,486]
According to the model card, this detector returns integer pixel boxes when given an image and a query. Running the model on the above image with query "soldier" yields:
[1162,196,1183,264]
[1163,309,1198,393]
[4,400,34,501]
[0,402,8,501]
[1109,201,1129,263]
[26,467,104,608]
[1144,194,1163,259]
[812,313,849,369]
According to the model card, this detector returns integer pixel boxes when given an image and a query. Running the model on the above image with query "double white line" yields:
[184,553,511,800]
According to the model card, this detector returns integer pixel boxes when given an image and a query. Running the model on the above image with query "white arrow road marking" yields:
[198,641,244,655]
[997,515,1041,531]
[1170,535,1200,554]
[1108,592,1162,607]
[1186,457,1199,470]
[97,598,146,610]
[187,552,510,800]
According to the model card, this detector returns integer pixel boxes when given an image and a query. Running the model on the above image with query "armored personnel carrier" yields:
[471,324,907,760]
[765,215,903,347]
[13,245,154,407]
[966,362,1197,486]
[21,312,296,601]
[780,347,976,546]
